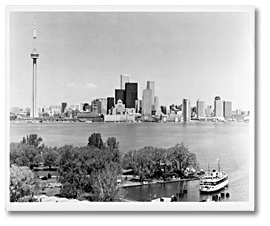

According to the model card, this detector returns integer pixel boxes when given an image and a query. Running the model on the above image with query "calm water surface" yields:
[10,121,250,202]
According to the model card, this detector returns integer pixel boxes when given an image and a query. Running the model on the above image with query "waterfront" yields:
[10,121,250,202]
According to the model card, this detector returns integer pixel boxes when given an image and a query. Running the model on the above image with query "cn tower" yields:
[30,19,39,118]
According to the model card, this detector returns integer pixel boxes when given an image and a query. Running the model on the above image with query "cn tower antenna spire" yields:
[33,18,37,48]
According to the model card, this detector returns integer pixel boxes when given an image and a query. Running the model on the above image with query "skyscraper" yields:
[196,99,206,119]
[182,99,191,122]
[214,96,224,118]
[146,81,155,110]
[120,74,131,89]
[223,101,232,119]
[125,83,138,108]
[154,96,159,115]
[30,19,39,118]
[142,89,152,116]
[107,97,114,114]
[115,89,125,104]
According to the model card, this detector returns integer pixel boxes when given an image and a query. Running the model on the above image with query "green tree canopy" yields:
[87,133,104,149]
[10,165,40,202]
[21,134,43,148]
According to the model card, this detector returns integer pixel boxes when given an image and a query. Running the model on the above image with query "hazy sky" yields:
[9,11,254,110]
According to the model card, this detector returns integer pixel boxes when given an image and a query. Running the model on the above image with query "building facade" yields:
[196,99,206,119]
[107,97,115,114]
[142,89,152,116]
[223,101,232,119]
[115,89,125,104]
[214,98,224,118]
[120,74,131,89]
[125,83,138,108]
[182,98,191,122]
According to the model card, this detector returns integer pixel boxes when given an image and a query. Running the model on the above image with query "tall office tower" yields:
[142,89,152,116]
[107,97,115,114]
[115,89,125,104]
[135,100,141,113]
[205,105,213,116]
[182,99,191,122]
[125,83,138,108]
[30,19,39,118]
[223,101,232,119]
[154,96,159,114]
[61,102,67,113]
[214,96,224,118]
[146,81,155,109]
[120,74,131,89]
[196,99,206,119]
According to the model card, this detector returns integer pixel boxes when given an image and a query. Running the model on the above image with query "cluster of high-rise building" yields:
[10,20,250,123]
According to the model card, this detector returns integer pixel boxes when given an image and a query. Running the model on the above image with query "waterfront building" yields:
[135,100,142,114]
[154,96,159,115]
[182,98,191,122]
[30,19,39,118]
[120,74,131,89]
[205,105,213,116]
[107,97,115,115]
[115,89,125,104]
[114,99,126,115]
[91,98,107,115]
[125,83,138,108]
[126,108,136,114]
[196,99,206,119]
[142,89,152,116]
[214,96,224,118]
[146,81,155,110]
[61,102,67,113]
[104,114,135,122]
[223,101,232,119]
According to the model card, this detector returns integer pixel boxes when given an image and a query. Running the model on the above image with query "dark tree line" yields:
[10,133,197,202]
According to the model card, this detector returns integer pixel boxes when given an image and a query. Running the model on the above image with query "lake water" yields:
[10,121,250,202]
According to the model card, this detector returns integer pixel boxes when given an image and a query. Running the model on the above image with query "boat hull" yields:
[200,178,229,193]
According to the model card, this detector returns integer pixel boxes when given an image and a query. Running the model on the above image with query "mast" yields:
[217,159,220,171]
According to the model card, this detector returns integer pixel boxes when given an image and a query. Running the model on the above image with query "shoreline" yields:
[120,177,199,188]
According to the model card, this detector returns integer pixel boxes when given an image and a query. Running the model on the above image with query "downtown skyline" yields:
[9,12,253,110]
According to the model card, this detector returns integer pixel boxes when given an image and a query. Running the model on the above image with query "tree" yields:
[91,163,126,201]
[58,145,91,199]
[87,133,104,149]
[167,143,197,178]
[10,143,39,168]
[43,149,58,169]
[21,134,43,148]
[106,137,119,150]
[10,165,40,202]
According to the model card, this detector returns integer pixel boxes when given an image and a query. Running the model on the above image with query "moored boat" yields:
[199,160,229,193]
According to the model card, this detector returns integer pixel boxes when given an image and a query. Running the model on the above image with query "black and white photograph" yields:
[6,5,255,211]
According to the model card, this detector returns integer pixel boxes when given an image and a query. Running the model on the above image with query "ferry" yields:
[199,160,229,193]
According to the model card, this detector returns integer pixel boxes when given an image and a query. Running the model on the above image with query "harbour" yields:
[10,121,250,202]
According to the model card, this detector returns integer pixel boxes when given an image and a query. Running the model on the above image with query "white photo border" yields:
[5,5,255,211]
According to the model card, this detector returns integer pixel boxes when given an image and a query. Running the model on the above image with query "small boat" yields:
[199,160,229,193]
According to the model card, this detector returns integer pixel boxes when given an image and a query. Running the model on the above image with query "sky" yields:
[9,11,254,110]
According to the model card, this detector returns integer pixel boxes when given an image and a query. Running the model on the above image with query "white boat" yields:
[199,160,229,193]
